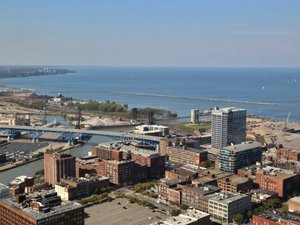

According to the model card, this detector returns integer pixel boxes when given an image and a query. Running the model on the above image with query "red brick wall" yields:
[252,215,280,225]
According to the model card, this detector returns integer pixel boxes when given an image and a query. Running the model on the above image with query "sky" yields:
[0,0,300,67]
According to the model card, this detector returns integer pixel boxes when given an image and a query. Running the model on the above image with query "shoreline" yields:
[0,143,77,173]
[1,72,300,123]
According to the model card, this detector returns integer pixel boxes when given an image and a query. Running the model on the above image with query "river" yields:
[0,127,133,185]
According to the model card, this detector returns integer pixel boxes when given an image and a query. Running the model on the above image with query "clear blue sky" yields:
[0,0,300,67]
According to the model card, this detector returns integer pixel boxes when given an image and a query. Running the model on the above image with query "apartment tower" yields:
[44,153,76,186]
[211,107,246,149]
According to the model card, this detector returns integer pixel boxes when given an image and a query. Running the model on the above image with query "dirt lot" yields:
[247,117,300,149]
[84,198,168,225]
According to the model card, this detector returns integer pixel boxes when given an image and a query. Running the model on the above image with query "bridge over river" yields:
[0,125,162,146]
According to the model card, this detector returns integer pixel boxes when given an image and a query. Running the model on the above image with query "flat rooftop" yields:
[258,166,295,178]
[256,209,300,223]
[289,196,300,203]
[97,141,158,157]
[218,174,251,185]
[212,107,246,114]
[194,169,233,184]
[223,141,261,152]
[62,176,109,184]
[180,184,221,195]
[209,192,248,205]
[153,209,209,225]
[0,197,82,221]
[10,175,33,185]
[168,145,207,154]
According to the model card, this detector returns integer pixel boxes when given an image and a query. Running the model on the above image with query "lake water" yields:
[1,67,300,121]
[1,67,300,184]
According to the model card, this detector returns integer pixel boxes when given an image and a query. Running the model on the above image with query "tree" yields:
[170,209,181,216]
[233,214,244,224]
[278,205,288,213]
[199,160,212,168]
[263,198,281,209]
[246,209,253,218]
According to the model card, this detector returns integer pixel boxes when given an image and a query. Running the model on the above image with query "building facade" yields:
[208,192,251,224]
[55,176,110,201]
[217,175,253,193]
[256,166,300,199]
[252,210,300,225]
[0,195,84,225]
[44,153,76,186]
[211,107,246,149]
[191,109,199,124]
[166,146,208,166]
[9,176,34,195]
[180,185,221,213]
[219,141,262,172]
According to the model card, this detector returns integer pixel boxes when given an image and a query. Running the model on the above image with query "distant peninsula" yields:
[0,66,75,78]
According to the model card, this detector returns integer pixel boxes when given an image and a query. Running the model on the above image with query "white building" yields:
[211,107,246,149]
[152,209,211,225]
[133,125,169,137]
[208,192,251,224]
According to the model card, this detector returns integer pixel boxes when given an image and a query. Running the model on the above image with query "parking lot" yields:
[0,141,48,160]
[85,198,168,225]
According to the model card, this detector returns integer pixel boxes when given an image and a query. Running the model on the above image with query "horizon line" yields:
[1,64,300,69]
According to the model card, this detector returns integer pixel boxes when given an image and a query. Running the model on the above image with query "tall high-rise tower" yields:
[211,107,246,149]
[191,109,199,124]
[44,153,76,186]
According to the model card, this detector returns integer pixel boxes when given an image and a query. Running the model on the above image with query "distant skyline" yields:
[0,1,300,67]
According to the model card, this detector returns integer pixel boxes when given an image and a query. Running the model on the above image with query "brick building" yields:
[179,184,221,213]
[252,210,300,225]
[76,157,148,185]
[55,176,110,200]
[91,141,165,180]
[9,176,34,195]
[256,166,300,199]
[166,145,208,166]
[192,169,233,186]
[77,141,165,185]
[103,160,135,185]
[165,168,198,180]
[276,146,300,161]
[44,153,76,186]
[91,144,123,161]
[0,194,84,225]
[217,175,253,193]
[76,159,105,177]
[157,179,189,204]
